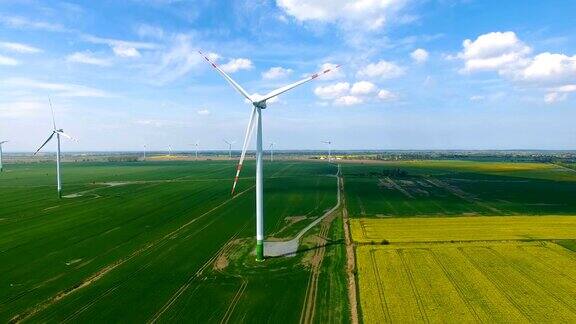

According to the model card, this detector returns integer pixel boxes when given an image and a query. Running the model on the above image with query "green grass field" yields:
[0,161,341,322]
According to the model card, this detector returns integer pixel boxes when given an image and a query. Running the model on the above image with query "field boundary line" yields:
[340,167,359,324]
[11,185,255,324]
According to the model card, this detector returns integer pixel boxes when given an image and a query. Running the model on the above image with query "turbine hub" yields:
[253,101,267,109]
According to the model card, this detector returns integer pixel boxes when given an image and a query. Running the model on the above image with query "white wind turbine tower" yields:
[223,139,235,158]
[268,142,276,162]
[168,145,173,156]
[199,51,339,261]
[322,140,332,162]
[143,144,147,161]
[194,141,199,160]
[0,140,7,172]
[33,99,77,198]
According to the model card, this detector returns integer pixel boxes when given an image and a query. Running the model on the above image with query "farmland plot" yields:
[356,242,576,323]
[342,161,576,217]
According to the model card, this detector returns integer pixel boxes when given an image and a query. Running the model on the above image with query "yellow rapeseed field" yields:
[351,215,576,243]
[356,242,576,323]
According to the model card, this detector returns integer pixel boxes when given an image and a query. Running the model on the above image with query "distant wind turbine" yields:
[0,140,7,172]
[223,139,235,158]
[322,140,332,162]
[268,142,276,162]
[33,99,77,198]
[199,51,340,261]
[194,141,199,159]
[143,144,147,161]
[168,145,173,156]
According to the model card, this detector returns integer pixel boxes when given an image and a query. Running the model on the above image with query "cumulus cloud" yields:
[0,41,42,53]
[314,82,350,99]
[519,53,576,83]
[457,31,531,73]
[455,31,576,104]
[315,81,395,105]
[262,66,293,80]
[335,95,363,106]
[197,109,210,115]
[0,54,18,66]
[377,89,396,101]
[276,0,411,31]
[0,15,65,32]
[411,48,428,63]
[221,58,253,73]
[350,81,377,95]
[66,52,111,66]
[357,60,404,79]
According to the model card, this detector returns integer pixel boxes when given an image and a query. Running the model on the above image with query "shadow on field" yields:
[266,238,345,259]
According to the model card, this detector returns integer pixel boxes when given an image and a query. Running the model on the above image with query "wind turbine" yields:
[322,140,332,162]
[168,145,173,156]
[223,139,235,159]
[268,142,276,162]
[199,51,339,261]
[0,140,7,172]
[33,99,77,198]
[194,141,199,160]
[143,144,147,161]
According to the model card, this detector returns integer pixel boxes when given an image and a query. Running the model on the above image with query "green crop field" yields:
[3,159,576,323]
[0,161,344,322]
[342,161,576,217]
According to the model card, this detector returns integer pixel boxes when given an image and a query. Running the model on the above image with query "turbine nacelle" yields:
[253,100,267,109]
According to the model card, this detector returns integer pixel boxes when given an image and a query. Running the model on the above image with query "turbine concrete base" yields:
[255,240,264,261]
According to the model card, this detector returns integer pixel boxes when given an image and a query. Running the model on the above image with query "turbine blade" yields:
[198,51,253,102]
[0,141,7,144]
[58,131,78,142]
[34,132,55,155]
[259,64,341,102]
[231,106,258,195]
[48,98,57,131]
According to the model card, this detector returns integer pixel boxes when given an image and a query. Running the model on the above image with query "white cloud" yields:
[0,15,65,32]
[314,82,350,99]
[197,109,210,115]
[377,89,396,101]
[83,34,157,58]
[411,48,428,63]
[262,66,293,80]
[4,78,112,98]
[313,62,344,80]
[112,44,141,58]
[357,60,404,79]
[519,53,576,83]
[457,31,531,73]
[66,52,111,66]
[350,81,376,95]
[455,31,576,104]
[153,34,201,83]
[315,81,394,105]
[0,41,42,53]
[544,84,576,104]
[335,95,363,106]
[220,58,253,73]
[276,0,411,31]
[0,54,18,66]
[470,95,485,101]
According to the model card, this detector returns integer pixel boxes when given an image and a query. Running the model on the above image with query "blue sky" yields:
[1,0,576,152]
